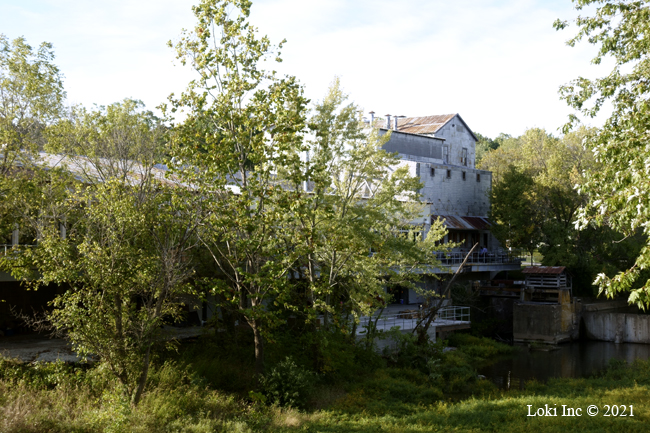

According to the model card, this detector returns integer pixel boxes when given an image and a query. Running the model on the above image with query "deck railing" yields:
[437,251,525,265]
[358,305,470,331]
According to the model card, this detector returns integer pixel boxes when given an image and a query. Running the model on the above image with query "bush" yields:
[447,333,512,361]
[260,357,316,409]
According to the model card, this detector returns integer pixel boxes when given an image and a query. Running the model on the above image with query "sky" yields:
[1,0,611,138]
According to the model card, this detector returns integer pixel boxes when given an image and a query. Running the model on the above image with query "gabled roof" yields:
[395,114,478,142]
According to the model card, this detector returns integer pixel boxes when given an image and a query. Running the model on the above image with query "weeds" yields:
[3,334,650,432]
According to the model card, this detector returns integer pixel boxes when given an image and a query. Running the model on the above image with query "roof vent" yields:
[385,114,391,129]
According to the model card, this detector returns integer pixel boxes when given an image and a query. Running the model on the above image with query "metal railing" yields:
[358,305,470,331]
[437,305,470,322]
[437,250,525,265]
[0,244,36,255]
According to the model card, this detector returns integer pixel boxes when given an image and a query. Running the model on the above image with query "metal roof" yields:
[522,266,566,274]
[396,114,456,135]
[431,215,491,230]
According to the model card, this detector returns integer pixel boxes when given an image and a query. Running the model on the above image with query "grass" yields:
[2,334,650,432]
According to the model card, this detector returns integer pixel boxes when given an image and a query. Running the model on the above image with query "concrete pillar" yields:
[11,225,19,246]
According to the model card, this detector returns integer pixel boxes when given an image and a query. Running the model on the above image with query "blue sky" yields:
[1,0,609,137]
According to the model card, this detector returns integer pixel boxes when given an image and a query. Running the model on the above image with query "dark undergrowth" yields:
[2,330,649,432]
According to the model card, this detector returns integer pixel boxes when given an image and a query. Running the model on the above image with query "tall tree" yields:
[478,127,640,294]
[2,100,202,406]
[556,0,650,306]
[488,165,542,262]
[168,0,309,375]
[0,35,65,241]
[291,78,446,333]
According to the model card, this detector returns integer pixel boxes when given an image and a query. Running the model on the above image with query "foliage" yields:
[168,0,309,375]
[474,132,509,164]
[479,126,642,294]
[169,0,446,374]
[259,357,316,409]
[447,333,513,361]
[556,0,650,307]
[0,34,65,243]
[1,101,202,405]
[0,34,65,172]
[293,78,447,336]
[488,165,542,258]
[382,326,446,373]
[5,343,650,432]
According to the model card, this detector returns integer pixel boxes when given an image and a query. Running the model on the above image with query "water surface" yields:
[479,341,650,390]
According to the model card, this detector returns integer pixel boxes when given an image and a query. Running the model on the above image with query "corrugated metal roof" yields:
[522,266,566,274]
[396,114,456,135]
[37,152,183,187]
[463,216,492,230]
[431,215,491,230]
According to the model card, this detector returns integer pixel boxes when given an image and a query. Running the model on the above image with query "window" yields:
[416,162,421,177]
[446,169,451,179]
[477,173,481,182]
[462,171,466,181]
[430,167,435,177]
[443,145,449,163]
[461,148,468,166]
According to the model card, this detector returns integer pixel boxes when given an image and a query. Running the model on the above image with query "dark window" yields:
[477,173,481,182]
[416,163,420,176]
[430,167,435,176]
[462,171,466,181]
[446,169,451,179]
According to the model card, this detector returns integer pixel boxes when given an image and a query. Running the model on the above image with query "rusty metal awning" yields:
[522,266,566,274]
[431,215,491,230]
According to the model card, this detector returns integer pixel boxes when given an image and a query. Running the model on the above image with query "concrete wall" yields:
[513,301,575,343]
[583,312,650,343]
[358,326,437,353]
[391,159,491,217]
[422,165,491,216]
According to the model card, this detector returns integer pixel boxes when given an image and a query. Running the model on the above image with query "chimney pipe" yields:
[385,114,391,129]
[393,116,399,131]
[369,111,375,126]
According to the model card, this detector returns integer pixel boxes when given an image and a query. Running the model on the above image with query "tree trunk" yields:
[413,243,478,345]
[132,345,151,406]
[252,321,265,376]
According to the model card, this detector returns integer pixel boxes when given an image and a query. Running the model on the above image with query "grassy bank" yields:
[1,333,649,432]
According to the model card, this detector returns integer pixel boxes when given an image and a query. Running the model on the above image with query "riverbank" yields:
[2,333,650,432]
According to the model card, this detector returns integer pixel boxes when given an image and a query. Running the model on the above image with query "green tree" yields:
[0,35,65,241]
[2,101,202,405]
[168,0,309,375]
[488,165,542,262]
[556,0,650,306]
[474,132,501,164]
[291,78,446,336]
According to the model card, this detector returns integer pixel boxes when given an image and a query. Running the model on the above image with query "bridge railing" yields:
[358,305,470,331]
[437,251,525,265]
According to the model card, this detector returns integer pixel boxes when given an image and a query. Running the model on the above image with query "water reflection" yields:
[479,341,650,390]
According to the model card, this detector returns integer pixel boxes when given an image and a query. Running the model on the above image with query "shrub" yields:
[447,333,512,361]
[260,357,316,409]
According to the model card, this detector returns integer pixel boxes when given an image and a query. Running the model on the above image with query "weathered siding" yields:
[430,115,477,169]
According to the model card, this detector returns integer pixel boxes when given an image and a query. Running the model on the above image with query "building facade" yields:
[371,113,521,304]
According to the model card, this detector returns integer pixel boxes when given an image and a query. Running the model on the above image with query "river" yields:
[479,341,650,390]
